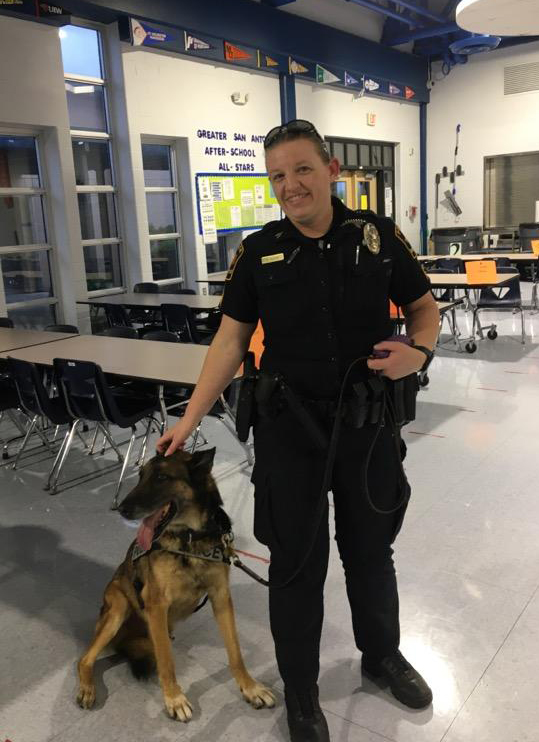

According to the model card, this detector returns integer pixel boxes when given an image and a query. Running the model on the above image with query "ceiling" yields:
[249,0,539,67]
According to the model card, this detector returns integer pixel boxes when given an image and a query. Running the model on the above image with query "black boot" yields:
[362,650,433,709]
[284,685,330,742]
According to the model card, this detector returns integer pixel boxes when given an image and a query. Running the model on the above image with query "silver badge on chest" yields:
[363,223,381,254]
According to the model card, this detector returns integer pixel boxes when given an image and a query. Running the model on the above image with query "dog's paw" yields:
[76,683,96,709]
[241,681,276,709]
[164,691,193,722]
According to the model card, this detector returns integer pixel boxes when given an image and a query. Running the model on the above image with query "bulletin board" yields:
[195,172,281,235]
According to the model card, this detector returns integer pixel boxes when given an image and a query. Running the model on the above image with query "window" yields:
[142,143,183,282]
[0,136,57,327]
[60,25,124,293]
[484,152,539,228]
[205,235,229,275]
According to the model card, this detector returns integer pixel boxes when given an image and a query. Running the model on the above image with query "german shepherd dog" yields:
[76,448,275,721]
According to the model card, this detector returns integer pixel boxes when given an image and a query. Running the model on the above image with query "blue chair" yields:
[472,267,525,344]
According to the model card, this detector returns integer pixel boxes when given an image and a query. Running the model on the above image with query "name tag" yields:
[261,253,284,264]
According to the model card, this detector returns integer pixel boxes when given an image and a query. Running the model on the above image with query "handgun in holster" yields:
[255,371,329,451]
[235,351,259,442]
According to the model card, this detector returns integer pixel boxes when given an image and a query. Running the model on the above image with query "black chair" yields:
[160,287,196,295]
[103,304,135,329]
[472,267,525,344]
[0,375,29,457]
[53,358,159,506]
[494,257,512,267]
[6,357,81,478]
[434,258,463,273]
[426,267,455,303]
[518,223,539,252]
[98,326,139,340]
[517,223,539,304]
[161,304,202,343]
[142,330,179,343]
[45,324,79,334]
[0,317,14,328]
[133,282,159,293]
[195,307,222,339]
[131,283,161,325]
[143,330,192,430]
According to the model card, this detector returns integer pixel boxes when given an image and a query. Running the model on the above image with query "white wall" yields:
[120,49,281,286]
[0,15,87,325]
[296,82,421,249]
[427,41,539,231]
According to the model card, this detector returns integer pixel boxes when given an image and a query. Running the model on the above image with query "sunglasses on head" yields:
[263,119,325,150]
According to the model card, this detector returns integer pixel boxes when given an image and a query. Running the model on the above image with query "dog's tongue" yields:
[136,506,168,551]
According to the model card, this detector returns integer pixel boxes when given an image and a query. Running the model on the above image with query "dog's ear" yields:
[189,447,216,474]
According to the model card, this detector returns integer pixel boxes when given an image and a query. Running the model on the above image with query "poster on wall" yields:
[196,173,280,234]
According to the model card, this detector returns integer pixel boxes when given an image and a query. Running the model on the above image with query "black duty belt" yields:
[233,352,417,590]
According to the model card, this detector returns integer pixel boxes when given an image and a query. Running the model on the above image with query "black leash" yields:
[136,363,410,592]
[246,358,411,589]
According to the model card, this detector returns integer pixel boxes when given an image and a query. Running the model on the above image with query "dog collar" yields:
[131,528,235,563]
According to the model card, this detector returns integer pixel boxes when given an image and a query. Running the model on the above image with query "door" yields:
[333,174,354,210]
[333,171,378,212]
[354,173,378,213]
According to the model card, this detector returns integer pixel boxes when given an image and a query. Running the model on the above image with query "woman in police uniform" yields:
[157,121,440,742]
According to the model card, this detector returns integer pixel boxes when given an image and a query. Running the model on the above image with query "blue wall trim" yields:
[279,73,296,123]
[419,102,428,253]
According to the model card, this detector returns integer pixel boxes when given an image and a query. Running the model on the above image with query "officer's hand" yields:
[367,341,426,380]
[156,421,191,457]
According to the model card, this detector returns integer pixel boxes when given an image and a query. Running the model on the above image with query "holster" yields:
[343,373,418,428]
[235,352,259,442]
[385,373,419,426]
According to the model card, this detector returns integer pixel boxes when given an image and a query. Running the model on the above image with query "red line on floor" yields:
[235,548,270,564]
[457,408,477,412]
[477,387,508,392]
[407,431,446,438]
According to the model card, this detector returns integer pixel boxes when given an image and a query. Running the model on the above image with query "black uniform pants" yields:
[252,404,409,688]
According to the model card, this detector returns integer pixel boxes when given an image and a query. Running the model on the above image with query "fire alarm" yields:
[366,113,376,126]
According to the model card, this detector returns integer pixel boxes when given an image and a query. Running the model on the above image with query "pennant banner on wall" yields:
[344,71,361,87]
[130,18,177,46]
[364,78,381,92]
[257,51,288,73]
[224,41,253,63]
[115,20,428,101]
[257,51,278,68]
[289,57,309,75]
[184,32,214,51]
[316,64,340,85]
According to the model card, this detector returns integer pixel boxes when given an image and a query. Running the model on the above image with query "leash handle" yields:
[231,555,270,586]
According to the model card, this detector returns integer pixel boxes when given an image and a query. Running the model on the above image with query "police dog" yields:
[76,448,275,721]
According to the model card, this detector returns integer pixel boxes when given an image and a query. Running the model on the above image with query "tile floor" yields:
[1,292,538,742]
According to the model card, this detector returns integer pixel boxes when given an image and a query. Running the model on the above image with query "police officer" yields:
[157,120,440,742]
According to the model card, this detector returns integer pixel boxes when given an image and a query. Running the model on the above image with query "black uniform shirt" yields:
[221,196,430,399]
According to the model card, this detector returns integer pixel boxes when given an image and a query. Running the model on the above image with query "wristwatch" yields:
[410,341,434,372]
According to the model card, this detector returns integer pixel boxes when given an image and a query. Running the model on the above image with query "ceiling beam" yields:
[260,0,296,6]
[441,0,461,18]
[381,0,447,24]
[345,0,420,28]
[386,21,459,45]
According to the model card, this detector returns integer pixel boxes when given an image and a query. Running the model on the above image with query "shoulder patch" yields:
[226,242,244,281]
[395,224,418,259]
